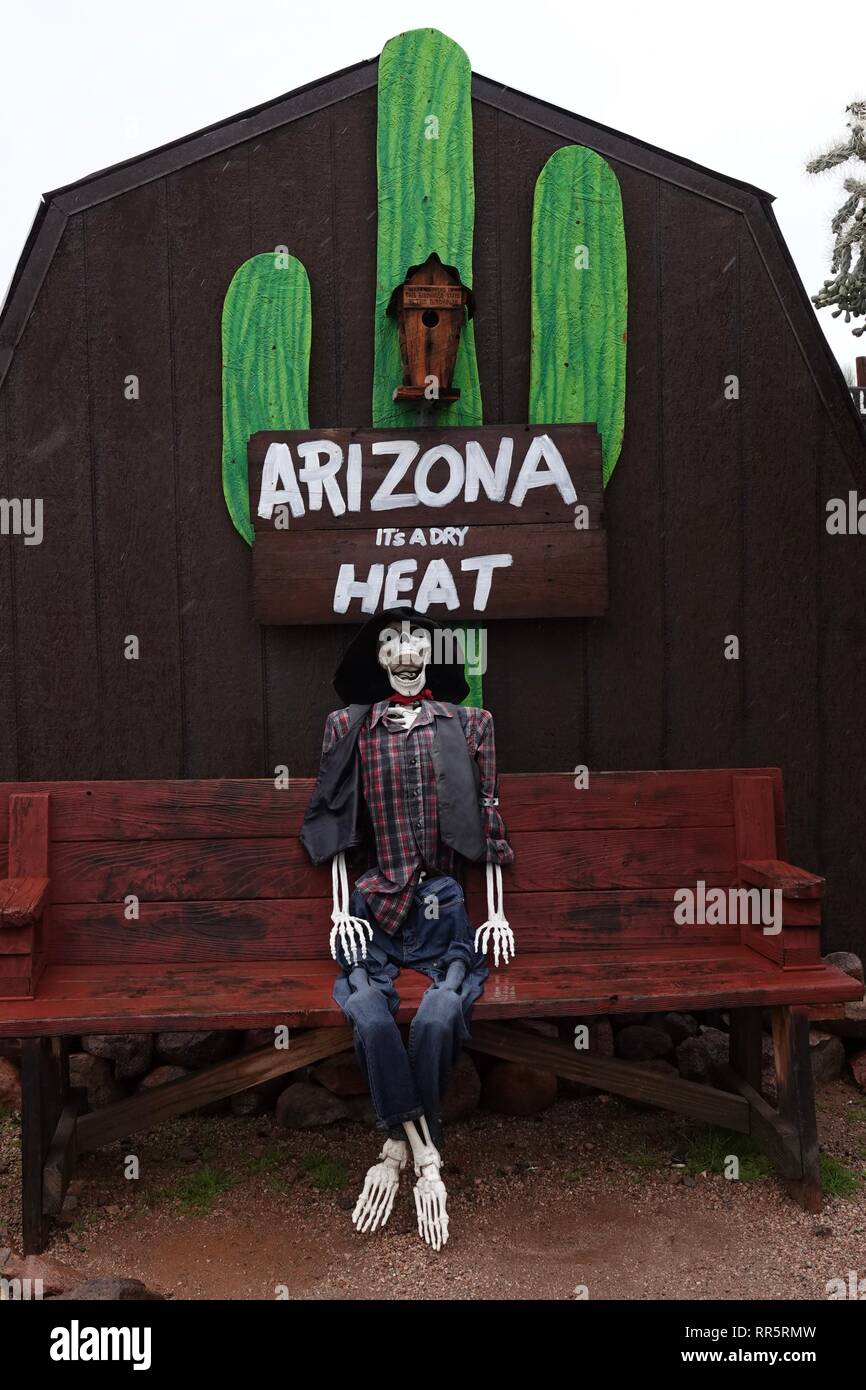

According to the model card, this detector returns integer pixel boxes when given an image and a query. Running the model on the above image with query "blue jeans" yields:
[332,874,488,1146]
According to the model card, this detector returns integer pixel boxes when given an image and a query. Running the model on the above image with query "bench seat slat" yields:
[1,950,860,1037]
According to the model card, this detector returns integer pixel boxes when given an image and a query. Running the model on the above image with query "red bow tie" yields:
[388,689,432,705]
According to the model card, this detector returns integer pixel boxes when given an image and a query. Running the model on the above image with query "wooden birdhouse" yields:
[388,252,475,404]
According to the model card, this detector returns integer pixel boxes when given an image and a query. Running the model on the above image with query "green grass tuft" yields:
[146,1164,239,1214]
[299,1153,347,1191]
[683,1126,772,1182]
[622,1141,664,1174]
[820,1153,863,1199]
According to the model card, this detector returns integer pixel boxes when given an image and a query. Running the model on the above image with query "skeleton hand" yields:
[413,1159,449,1250]
[352,1138,408,1233]
[474,861,516,966]
[329,852,373,965]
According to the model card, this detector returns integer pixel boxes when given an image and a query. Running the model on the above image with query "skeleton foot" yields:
[352,1137,409,1233]
[413,1156,449,1251]
[403,1118,449,1250]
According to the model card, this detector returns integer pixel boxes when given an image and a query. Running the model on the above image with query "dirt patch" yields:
[2,1083,865,1300]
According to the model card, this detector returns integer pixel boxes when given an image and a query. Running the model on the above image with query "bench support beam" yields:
[75,1026,353,1155]
[468,1022,750,1131]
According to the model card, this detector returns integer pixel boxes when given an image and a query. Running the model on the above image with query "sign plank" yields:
[248,424,606,624]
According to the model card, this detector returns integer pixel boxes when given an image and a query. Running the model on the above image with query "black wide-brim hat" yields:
[333,606,470,705]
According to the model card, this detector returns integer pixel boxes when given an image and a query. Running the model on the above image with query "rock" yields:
[0,1056,21,1110]
[615,1025,674,1062]
[137,1064,188,1091]
[481,1062,557,1116]
[676,1036,709,1083]
[699,1009,730,1032]
[611,1012,648,1031]
[674,1026,730,1085]
[136,1064,225,1115]
[850,1050,866,1091]
[638,1058,679,1077]
[274,1082,351,1129]
[698,1026,730,1071]
[312,1051,369,1097]
[81,1033,153,1080]
[154,1031,236,1068]
[50,1278,164,1301]
[0,1251,83,1297]
[664,1012,699,1045]
[823,951,864,985]
[344,1095,377,1126]
[809,1030,846,1086]
[440,1052,481,1122]
[68,1053,126,1109]
[809,999,866,1042]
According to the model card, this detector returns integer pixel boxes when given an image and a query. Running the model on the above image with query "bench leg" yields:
[20,1037,70,1254]
[771,1005,822,1214]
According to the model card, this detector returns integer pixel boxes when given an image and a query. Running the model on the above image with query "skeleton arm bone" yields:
[474,860,515,966]
[329,851,373,966]
[471,711,516,965]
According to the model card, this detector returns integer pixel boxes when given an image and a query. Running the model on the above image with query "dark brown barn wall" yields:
[165,146,263,778]
[83,182,183,777]
[586,165,665,774]
[818,376,866,957]
[0,388,16,779]
[0,85,864,954]
[4,222,104,779]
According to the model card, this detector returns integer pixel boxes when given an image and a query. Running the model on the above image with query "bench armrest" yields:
[0,876,50,927]
[739,859,823,900]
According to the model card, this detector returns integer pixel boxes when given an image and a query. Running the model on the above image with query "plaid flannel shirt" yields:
[320,699,513,935]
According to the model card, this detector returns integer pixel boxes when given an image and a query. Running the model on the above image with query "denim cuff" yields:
[375,1104,425,1132]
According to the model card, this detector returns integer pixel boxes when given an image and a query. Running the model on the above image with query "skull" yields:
[377,621,432,698]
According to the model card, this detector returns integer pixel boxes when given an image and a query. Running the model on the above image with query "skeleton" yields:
[327,619,514,1247]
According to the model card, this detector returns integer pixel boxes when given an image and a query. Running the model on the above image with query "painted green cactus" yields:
[529,146,627,483]
[373,28,482,430]
[221,252,311,545]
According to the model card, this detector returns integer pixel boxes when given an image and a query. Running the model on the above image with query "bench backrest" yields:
[1,769,810,972]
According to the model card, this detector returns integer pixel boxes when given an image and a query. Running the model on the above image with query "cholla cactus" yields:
[808,101,866,336]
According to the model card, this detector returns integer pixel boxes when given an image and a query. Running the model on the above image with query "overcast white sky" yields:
[1,0,863,373]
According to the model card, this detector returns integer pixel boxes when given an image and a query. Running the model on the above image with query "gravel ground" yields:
[1,1081,865,1300]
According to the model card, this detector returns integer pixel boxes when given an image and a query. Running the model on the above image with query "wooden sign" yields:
[248,424,607,625]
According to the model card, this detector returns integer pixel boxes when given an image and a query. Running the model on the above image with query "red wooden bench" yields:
[1,768,861,1252]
